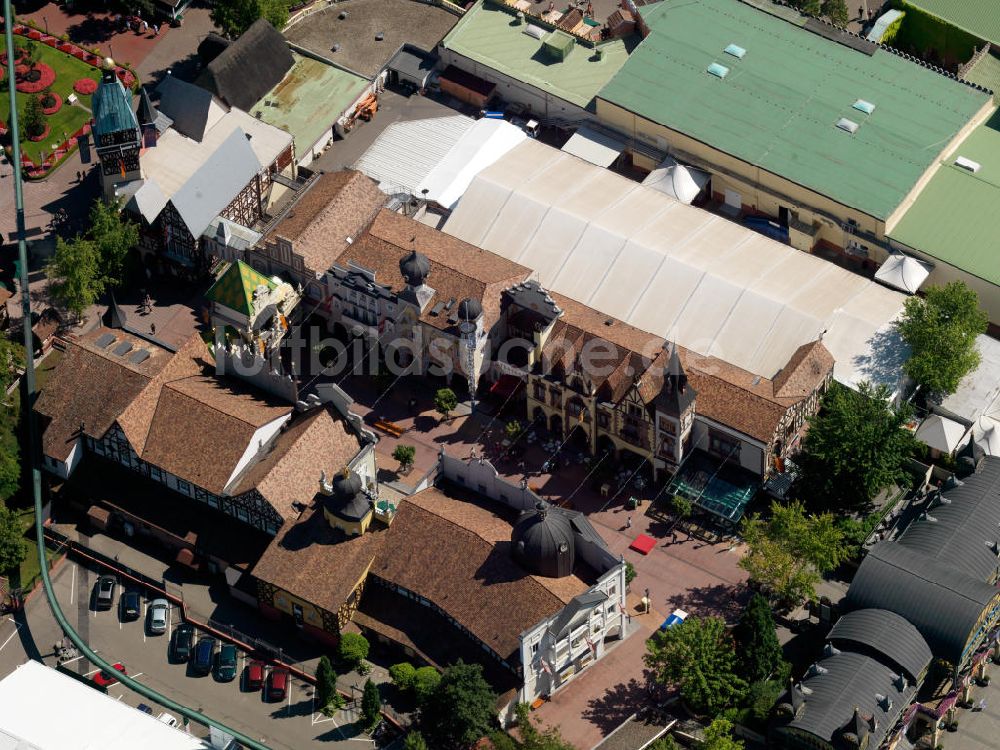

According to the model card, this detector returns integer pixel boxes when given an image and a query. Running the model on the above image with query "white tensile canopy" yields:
[915,414,970,454]
[642,156,711,204]
[875,253,931,294]
[443,139,910,389]
[974,417,1000,457]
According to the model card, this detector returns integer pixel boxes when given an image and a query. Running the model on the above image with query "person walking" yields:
[626,515,632,529]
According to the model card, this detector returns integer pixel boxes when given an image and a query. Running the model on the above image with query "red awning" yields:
[490,374,523,397]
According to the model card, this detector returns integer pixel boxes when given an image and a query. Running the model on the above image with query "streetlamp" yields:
[42,15,48,33]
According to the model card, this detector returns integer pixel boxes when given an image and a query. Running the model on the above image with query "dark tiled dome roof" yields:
[324,470,371,522]
[511,501,576,578]
[399,250,430,287]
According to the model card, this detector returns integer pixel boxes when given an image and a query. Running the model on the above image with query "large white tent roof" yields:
[0,661,209,750]
[444,139,909,387]
[875,252,932,294]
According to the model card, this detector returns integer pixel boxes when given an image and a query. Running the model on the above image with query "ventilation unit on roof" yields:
[724,43,746,58]
[853,99,875,115]
[706,62,729,79]
[129,350,151,365]
[954,156,981,173]
[113,341,134,356]
[523,24,546,40]
[836,117,859,134]
[95,333,117,349]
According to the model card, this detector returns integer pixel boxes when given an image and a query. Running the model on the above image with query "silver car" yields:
[148,599,169,635]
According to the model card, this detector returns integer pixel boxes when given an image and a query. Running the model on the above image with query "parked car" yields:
[266,667,289,702]
[659,608,688,631]
[120,591,141,622]
[94,575,116,611]
[137,703,153,714]
[148,599,169,635]
[191,637,216,676]
[214,643,238,682]
[92,662,127,688]
[157,712,178,727]
[171,623,195,663]
[245,660,266,692]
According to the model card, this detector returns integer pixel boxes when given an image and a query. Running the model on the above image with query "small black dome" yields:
[399,250,430,287]
[458,297,482,322]
[511,501,576,578]
[324,470,371,522]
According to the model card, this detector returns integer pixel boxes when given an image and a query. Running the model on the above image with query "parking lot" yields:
[0,558,374,749]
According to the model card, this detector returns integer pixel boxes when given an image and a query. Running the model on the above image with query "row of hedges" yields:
[889,0,982,69]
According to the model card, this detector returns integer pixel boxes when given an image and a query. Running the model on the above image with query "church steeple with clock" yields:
[91,59,142,199]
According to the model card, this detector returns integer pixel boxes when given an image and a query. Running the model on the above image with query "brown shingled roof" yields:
[772,340,834,399]
[35,328,174,461]
[232,406,363,520]
[140,374,292,495]
[271,170,386,276]
[337,209,530,333]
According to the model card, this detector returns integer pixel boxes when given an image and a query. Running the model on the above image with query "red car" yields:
[245,660,266,692]
[93,663,127,688]
[266,667,288,701]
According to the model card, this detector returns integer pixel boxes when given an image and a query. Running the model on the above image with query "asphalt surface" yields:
[0,558,372,749]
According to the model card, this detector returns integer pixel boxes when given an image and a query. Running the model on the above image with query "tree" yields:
[670,495,692,520]
[434,387,458,421]
[821,0,849,25]
[787,0,821,15]
[403,732,429,750]
[624,560,637,587]
[0,338,25,395]
[420,661,497,749]
[0,503,28,575]
[21,94,45,140]
[505,420,522,441]
[739,500,848,606]
[315,655,337,711]
[700,718,744,750]
[644,617,747,717]
[897,281,988,400]
[361,679,381,729]
[489,704,574,750]
[392,444,416,473]
[389,662,417,692]
[733,594,785,684]
[338,632,369,668]
[211,0,288,38]
[796,381,917,510]
[648,738,680,750]
[412,666,441,704]
[47,235,104,321]
[0,424,21,502]
[87,198,139,289]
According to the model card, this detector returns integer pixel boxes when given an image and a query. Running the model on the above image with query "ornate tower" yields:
[91,60,142,200]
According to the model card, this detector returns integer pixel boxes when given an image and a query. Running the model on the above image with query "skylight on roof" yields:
[836,118,859,134]
[706,62,729,79]
[853,99,876,115]
[724,44,746,59]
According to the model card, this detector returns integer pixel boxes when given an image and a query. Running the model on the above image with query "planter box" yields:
[27,30,42,40]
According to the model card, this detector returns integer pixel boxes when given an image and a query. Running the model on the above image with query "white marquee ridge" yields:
[443,139,910,388]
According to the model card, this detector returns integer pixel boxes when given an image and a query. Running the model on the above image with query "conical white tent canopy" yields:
[915,414,970,454]
[974,417,1000,456]
[642,156,710,204]
[875,253,931,294]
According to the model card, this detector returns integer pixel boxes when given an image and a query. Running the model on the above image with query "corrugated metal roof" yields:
[782,651,917,748]
[92,73,138,139]
[895,456,1000,581]
[827,609,932,681]
[598,0,989,220]
[847,540,999,663]
[901,0,1000,47]
[170,129,261,238]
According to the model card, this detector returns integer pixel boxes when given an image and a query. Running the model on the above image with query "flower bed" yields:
[15,62,56,93]
[27,123,51,142]
[40,92,62,115]
[73,77,97,95]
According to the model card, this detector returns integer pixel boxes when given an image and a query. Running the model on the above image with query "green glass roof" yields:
[902,0,1000,47]
[205,260,276,317]
[888,112,1000,287]
[597,0,989,219]
[440,1,631,110]
[92,73,138,138]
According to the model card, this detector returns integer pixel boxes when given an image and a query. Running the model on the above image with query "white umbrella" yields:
[915,414,969,454]
[875,253,931,294]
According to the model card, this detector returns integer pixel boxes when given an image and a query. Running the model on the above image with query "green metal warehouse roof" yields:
[441,1,630,110]
[901,0,1000,47]
[597,0,989,219]
[888,113,1000,286]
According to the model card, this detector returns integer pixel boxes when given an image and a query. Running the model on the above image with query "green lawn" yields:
[15,506,55,591]
[1,38,101,164]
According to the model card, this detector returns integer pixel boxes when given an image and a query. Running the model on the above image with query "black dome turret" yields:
[511,501,576,578]
[399,250,430,287]
[324,470,371,522]
[458,297,482,322]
